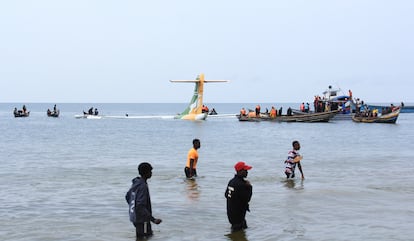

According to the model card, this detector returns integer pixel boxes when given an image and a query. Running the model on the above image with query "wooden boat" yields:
[14,111,30,118]
[366,104,414,113]
[47,110,60,117]
[352,108,400,124]
[238,110,338,122]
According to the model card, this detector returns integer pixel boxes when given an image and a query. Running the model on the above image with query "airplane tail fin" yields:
[170,73,228,120]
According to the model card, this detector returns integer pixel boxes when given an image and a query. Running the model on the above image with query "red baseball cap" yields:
[234,161,252,172]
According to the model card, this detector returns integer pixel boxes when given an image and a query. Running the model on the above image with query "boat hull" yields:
[238,110,338,122]
[352,109,400,124]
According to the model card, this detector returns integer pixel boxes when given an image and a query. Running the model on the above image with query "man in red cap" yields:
[224,161,253,232]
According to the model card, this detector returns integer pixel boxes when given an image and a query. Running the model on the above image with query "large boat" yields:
[352,107,401,124]
[238,110,338,122]
[310,85,356,120]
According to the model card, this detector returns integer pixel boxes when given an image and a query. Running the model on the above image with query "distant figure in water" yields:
[126,113,129,117]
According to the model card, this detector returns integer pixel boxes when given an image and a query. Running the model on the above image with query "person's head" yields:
[292,140,300,150]
[234,161,252,178]
[193,138,200,149]
[138,162,153,180]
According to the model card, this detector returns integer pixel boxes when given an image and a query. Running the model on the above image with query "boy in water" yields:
[284,141,305,179]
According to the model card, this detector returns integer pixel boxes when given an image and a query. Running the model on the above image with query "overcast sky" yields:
[1,1,413,103]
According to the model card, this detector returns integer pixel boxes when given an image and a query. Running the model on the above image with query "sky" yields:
[1,1,413,103]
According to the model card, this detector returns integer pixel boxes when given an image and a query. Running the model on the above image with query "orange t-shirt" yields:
[186,148,199,168]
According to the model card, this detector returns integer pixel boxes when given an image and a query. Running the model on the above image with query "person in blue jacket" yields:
[126,162,162,239]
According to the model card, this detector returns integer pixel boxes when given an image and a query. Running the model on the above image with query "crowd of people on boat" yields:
[239,104,293,118]
[355,103,399,118]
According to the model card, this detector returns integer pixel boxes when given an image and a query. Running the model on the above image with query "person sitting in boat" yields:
[88,107,94,115]
[287,107,292,116]
[47,109,52,115]
[240,108,247,116]
[14,108,19,115]
[255,105,261,117]
[278,107,283,116]
[53,104,57,113]
[270,106,277,118]
[248,111,256,118]
[209,108,217,115]
[300,103,305,112]
[305,103,310,113]
[22,105,27,114]
[202,105,209,113]
[372,109,378,117]
[94,108,99,115]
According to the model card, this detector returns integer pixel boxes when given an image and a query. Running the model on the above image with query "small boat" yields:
[238,110,338,122]
[366,103,414,114]
[13,106,30,118]
[47,109,60,117]
[14,111,30,118]
[352,107,400,124]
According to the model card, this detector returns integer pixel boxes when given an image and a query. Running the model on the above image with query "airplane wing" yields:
[170,80,229,83]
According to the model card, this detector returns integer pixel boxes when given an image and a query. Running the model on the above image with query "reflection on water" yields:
[225,230,248,241]
[283,179,304,190]
[185,179,200,201]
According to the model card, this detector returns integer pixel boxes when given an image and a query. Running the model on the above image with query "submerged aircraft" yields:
[170,73,228,120]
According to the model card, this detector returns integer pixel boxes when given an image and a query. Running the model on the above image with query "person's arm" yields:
[297,162,304,179]
[189,159,194,177]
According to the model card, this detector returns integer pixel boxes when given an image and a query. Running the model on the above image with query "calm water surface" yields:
[1,103,413,241]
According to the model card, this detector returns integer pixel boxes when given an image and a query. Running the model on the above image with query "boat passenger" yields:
[240,108,247,116]
[305,103,310,113]
[287,107,292,116]
[270,106,277,118]
[94,108,99,115]
[300,103,305,112]
[255,105,260,117]
[209,108,217,115]
[278,107,283,116]
[47,109,51,115]
[248,111,256,118]
[22,105,27,113]
[88,107,93,115]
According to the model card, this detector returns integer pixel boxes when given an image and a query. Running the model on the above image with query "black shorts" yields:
[184,167,197,178]
[285,171,295,179]
[134,222,153,238]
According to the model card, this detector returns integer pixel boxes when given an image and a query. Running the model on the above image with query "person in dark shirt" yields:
[225,161,253,232]
[126,162,162,239]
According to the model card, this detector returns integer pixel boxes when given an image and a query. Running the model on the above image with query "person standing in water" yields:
[225,161,253,232]
[184,139,201,178]
[284,140,305,179]
[126,162,162,239]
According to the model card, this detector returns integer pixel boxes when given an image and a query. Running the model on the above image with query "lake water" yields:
[1,103,414,241]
